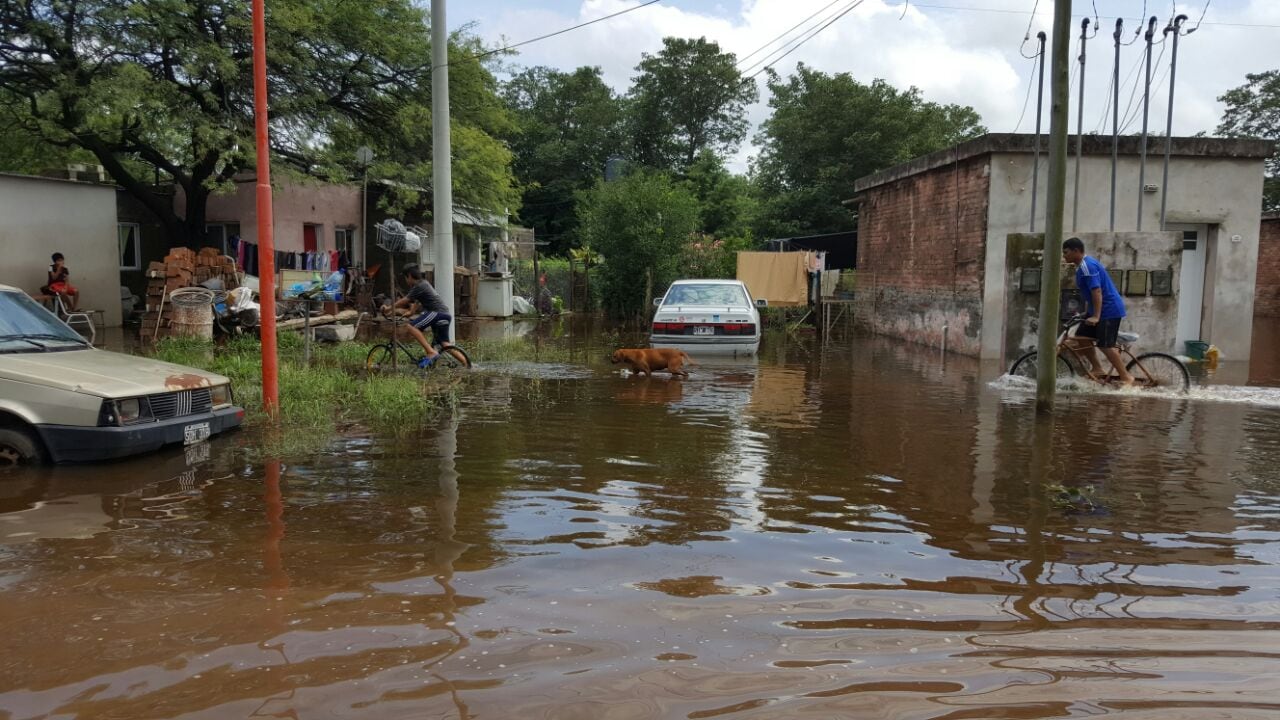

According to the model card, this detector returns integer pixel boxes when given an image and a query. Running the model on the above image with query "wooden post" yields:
[1036,0,1072,413]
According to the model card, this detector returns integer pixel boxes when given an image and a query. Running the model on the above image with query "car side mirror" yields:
[653,297,663,307]
[755,298,768,308]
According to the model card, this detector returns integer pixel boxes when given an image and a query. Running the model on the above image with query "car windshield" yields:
[0,291,90,351]
[662,283,749,307]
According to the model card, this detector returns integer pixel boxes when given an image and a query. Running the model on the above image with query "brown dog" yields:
[611,348,694,377]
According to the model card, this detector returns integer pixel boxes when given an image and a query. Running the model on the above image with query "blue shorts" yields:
[410,310,451,345]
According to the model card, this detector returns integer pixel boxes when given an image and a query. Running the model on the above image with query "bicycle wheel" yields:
[434,344,472,369]
[1008,350,1074,379]
[1127,352,1190,393]
[365,343,396,372]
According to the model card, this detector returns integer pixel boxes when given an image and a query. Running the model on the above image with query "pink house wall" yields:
[175,177,361,252]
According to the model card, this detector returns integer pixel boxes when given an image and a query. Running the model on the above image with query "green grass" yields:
[148,336,468,456]
[146,332,575,455]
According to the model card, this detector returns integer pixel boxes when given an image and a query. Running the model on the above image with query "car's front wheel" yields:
[0,426,45,467]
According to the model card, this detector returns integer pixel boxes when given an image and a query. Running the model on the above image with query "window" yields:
[205,223,242,255]
[118,223,141,270]
[335,227,351,254]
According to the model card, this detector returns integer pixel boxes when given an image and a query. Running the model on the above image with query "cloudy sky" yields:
[450,0,1279,170]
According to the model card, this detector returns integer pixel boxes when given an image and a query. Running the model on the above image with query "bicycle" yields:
[365,317,472,372]
[1008,315,1190,392]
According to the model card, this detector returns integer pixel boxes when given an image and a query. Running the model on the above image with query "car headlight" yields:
[210,384,232,407]
[117,397,142,424]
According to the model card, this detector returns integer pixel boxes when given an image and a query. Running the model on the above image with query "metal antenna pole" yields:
[431,0,456,317]
[1037,0,1073,412]
[1159,14,1188,231]
[1031,31,1047,232]
[1109,19,1122,231]
[1072,18,1091,232]
[1137,16,1156,230]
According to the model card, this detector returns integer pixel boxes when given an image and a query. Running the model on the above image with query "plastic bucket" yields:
[1184,340,1210,361]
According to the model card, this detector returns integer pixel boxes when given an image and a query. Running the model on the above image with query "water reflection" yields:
[2,332,1280,718]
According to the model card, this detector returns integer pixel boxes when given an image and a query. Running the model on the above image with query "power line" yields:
[1096,44,1145,134]
[1018,0,1041,58]
[743,0,867,79]
[449,0,662,66]
[909,2,1279,29]
[736,0,847,67]
[1190,1,1212,32]
[1012,50,1039,133]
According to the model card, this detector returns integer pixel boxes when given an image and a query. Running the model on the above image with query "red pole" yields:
[251,0,279,416]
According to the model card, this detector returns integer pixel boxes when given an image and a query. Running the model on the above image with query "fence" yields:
[511,258,602,313]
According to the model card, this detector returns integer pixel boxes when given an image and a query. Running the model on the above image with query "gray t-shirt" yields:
[406,280,449,314]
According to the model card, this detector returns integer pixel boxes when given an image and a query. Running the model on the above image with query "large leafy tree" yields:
[683,149,754,239]
[503,65,624,255]
[577,171,700,321]
[0,0,517,245]
[627,36,757,173]
[752,64,985,239]
[1217,69,1280,212]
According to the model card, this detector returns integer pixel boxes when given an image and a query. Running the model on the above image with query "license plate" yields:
[692,325,715,336]
[183,421,211,446]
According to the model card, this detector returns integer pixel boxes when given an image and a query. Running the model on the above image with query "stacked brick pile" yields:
[139,247,241,342]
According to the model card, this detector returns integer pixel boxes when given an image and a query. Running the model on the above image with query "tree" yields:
[1217,70,1280,212]
[577,171,700,321]
[683,149,755,239]
[752,65,985,239]
[0,1,518,245]
[627,37,757,173]
[503,66,625,255]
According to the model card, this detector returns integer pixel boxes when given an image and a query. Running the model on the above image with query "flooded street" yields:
[3,329,1280,719]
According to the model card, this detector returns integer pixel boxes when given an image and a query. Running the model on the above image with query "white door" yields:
[1173,225,1207,348]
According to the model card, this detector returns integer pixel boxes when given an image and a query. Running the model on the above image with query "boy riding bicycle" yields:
[382,264,453,368]
[1062,237,1134,385]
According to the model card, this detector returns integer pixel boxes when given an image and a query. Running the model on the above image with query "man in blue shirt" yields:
[1062,237,1134,385]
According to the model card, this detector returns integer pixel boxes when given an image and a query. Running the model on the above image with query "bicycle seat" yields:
[1117,331,1139,344]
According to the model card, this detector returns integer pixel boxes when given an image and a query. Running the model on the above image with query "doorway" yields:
[303,224,319,253]
[1169,223,1209,348]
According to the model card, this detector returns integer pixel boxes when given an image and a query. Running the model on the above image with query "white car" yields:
[0,284,244,465]
[650,279,766,357]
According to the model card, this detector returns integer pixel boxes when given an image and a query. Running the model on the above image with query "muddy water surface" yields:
[3,332,1280,719]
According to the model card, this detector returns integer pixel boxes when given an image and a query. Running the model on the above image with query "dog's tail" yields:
[682,352,697,365]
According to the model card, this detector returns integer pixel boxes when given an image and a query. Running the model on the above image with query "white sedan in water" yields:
[649,279,766,357]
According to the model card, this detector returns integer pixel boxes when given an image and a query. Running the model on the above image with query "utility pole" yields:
[1109,19,1122,231]
[431,0,456,316]
[1031,31,1047,232]
[1071,17,1090,233]
[1136,16,1157,231]
[1160,14,1188,231]
[250,0,278,416]
[1036,0,1073,413]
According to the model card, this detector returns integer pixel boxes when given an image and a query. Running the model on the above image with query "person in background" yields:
[41,252,79,311]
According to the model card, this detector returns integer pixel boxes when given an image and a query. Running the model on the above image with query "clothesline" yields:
[230,237,350,277]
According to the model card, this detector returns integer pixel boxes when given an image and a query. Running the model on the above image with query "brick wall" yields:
[1257,216,1280,318]
[853,156,990,355]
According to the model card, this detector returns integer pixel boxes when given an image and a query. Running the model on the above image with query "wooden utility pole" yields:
[1036,0,1072,413]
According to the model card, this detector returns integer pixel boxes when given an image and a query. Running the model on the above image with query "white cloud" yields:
[470,0,1280,171]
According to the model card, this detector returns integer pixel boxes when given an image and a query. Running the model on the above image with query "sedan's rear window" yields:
[662,284,749,307]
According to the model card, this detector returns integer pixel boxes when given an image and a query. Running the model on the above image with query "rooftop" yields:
[851,133,1275,196]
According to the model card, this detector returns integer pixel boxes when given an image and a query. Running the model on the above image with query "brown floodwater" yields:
[4,326,1280,719]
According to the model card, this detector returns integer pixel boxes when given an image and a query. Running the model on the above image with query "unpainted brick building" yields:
[1258,214,1280,318]
[849,133,1274,364]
